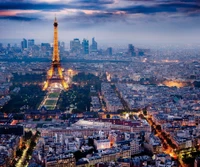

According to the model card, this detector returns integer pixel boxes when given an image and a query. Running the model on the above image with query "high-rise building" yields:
[21,38,27,50]
[61,42,65,50]
[41,43,51,52]
[70,38,81,53]
[90,37,97,52]
[106,47,112,56]
[41,43,51,48]
[59,41,65,52]
[128,44,135,56]
[28,39,34,48]
[82,38,89,55]
[7,43,10,49]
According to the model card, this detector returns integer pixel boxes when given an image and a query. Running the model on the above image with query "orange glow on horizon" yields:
[0,10,39,16]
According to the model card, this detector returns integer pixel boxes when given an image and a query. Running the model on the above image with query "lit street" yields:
[16,140,30,167]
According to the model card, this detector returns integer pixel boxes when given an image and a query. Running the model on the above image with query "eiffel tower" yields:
[43,17,68,90]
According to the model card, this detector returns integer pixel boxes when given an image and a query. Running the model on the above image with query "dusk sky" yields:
[0,0,200,45]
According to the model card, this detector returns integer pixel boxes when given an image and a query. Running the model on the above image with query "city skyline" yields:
[0,2,200,165]
[0,0,200,45]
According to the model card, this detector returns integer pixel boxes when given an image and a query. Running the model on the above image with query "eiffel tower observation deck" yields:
[43,17,68,91]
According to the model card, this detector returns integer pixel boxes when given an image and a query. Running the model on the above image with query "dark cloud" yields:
[62,12,117,23]
[126,0,199,3]
[0,0,199,16]
[0,15,39,21]
[0,0,200,25]
[0,0,111,11]
[0,2,67,11]
[59,11,126,29]
[75,0,114,5]
[112,0,200,18]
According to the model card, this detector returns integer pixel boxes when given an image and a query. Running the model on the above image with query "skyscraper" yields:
[90,37,97,52]
[58,41,65,52]
[61,42,65,50]
[82,38,89,55]
[70,38,81,53]
[41,43,51,53]
[7,43,10,49]
[106,47,112,56]
[128,44,135,56]
[21,38,27,50]
[28,39,34,49]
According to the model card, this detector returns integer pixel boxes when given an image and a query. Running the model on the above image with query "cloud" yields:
[59,10,127,29]
[0,1,67,11]
[0,0,113,11]
[0,15,39,21]
[0,0,199,25]
[114,1,200,15]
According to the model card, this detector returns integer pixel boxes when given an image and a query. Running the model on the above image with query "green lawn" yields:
[45,106,55,110]
[48,92,60,98]
[45,100,57,106]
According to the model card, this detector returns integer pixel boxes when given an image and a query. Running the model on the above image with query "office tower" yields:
[0,43,3,49]
[59,41,65,52]
[90,37,97,52]
[41,43,51,53]
[138,49,144,56]
[106,47,112,56]
[43,17,68,90]
[28,39,35,48]
[61,42,65,50]
[41,43,50,47]
[7,43,10,49]
[21,38,27,50]
[70,38,81,53]
[128,44,135,56]
[82,38,89,55]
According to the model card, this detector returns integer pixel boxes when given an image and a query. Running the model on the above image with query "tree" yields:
[13,113,24,120]
[72,109,82,114]
[30,140,36,148]
[88,138,94,147]
[60,114,71,120]
[24,131,32,140]
[129,114,134,119]
[193,81,200,88]
[1,84,45,113]
[16,149,23,157]
[139,114,145,119]
[57,84,91,112]
[74,150,84,161]
[117,109,126,114]
[106,114,111,119]
[143,110,147,115]
[156,125,161,131]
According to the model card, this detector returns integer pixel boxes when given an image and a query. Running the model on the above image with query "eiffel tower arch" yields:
[43,17,68,91]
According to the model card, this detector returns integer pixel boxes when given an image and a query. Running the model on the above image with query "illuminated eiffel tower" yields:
[43,17,68,90]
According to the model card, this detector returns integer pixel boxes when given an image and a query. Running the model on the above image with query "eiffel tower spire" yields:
[43,17,68,90]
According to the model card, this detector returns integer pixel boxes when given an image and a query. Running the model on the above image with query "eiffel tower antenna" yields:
[43,17,68,90]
